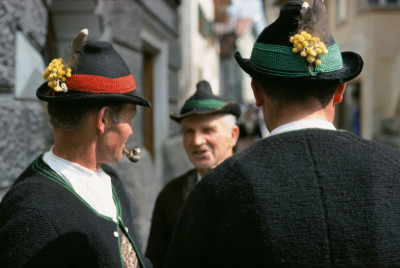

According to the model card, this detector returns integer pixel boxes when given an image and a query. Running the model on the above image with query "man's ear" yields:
[333,83,346,104]
[97,106,110,133]
[251,78,264,107]
[230,125,240,147]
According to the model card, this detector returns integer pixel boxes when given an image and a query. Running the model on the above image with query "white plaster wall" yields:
[388,52,400,118]
[235,24,256,104]
[180,0,220,102]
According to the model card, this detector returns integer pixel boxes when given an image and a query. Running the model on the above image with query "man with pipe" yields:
[0,29,151,268]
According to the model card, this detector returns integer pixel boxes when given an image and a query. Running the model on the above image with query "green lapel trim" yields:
[33,156,145,267]
[33,156,115,222]
[112,184,145,268]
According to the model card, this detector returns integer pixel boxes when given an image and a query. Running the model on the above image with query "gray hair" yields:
[220,114,238,130]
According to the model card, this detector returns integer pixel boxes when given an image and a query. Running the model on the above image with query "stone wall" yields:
[0,0,51,197]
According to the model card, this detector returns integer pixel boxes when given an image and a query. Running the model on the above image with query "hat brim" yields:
[36,82,151,107]
[234,51,363,84]
[170,102,241,123]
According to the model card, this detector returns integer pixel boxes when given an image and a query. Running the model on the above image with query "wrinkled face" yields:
[181,114,237,177]
[99,104,137,164]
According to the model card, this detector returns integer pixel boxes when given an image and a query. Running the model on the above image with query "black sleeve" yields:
[0,209,93,268]
[164,183,213,268]
[146,194,172,268]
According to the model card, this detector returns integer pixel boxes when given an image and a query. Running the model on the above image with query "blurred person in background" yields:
[0,29,151,268]
[165,1,400,267]
[145,80,240,268]
[236,103,263,152]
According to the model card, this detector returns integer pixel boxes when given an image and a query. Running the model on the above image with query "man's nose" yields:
[128,125,133,136]
[193,132,205,145]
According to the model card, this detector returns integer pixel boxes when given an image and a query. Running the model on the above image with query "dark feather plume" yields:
[63,28,88,70]
[298,0,329,42]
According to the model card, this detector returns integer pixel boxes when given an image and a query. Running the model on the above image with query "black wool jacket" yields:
[146,169,197,268]
[0,156,146,268]
[165,129,400,268]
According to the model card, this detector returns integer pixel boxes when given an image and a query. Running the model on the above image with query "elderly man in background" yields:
[145,80,240,268]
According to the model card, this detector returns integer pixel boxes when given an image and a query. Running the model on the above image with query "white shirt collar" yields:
[270,119,336,136]
[43,147,117,219]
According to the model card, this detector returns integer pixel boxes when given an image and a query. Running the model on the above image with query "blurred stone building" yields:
[326,0,400,147]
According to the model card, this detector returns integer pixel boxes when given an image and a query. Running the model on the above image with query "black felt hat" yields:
[170,80,241,123]
[37,29,151,107]
[235,0,363,83]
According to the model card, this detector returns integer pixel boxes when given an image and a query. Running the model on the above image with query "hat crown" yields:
[84,40,109,52]
[73,40,131,78]
[256,1,334,47]
[255,1,301,46]
[187,80,224,102]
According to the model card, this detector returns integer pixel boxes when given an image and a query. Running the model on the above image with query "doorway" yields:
[143,50,155,158]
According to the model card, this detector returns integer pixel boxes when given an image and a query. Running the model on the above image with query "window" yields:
[198,5,213,39]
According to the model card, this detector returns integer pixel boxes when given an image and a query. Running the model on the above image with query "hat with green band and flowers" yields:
[170,80,241,123]
[235,0,363,83]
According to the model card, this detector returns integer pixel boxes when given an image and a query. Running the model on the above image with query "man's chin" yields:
[117,152,125,162]
[102,155,122,164]
[193,162,213,171]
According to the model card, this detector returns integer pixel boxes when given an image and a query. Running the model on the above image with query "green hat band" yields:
[182,99,226,113]
[249,42,343,77]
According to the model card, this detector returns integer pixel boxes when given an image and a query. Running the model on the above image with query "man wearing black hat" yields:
[145,80,240,268]
[0,29,150,268]
[165,1,400,267]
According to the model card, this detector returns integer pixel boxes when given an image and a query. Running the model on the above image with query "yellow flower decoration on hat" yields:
[42,58,71,92]
[41,29,88,94]
[289,31,328,66]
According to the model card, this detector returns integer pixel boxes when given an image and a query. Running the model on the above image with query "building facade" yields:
[326,0,400,147]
